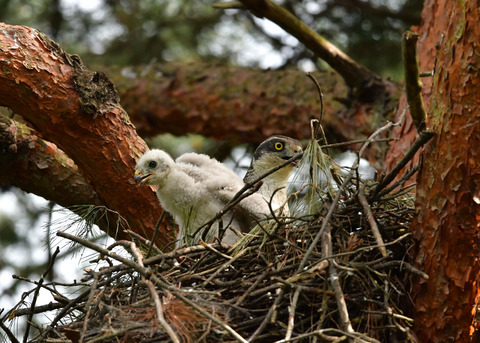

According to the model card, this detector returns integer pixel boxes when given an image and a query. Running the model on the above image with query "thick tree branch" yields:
[0,113,144,239]
[0,114,100,208]
[0,23,170,247]
[111,63,400,153]
[114,64,345,142]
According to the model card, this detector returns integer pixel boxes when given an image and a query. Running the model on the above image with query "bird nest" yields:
[3,133,431,343]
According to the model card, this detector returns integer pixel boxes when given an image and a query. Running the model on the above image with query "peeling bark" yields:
[0,23,171,247]
[409,1,480,341]
[0,114,140,237]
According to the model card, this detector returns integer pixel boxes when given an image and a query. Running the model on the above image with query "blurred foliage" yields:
[0,0,422,78]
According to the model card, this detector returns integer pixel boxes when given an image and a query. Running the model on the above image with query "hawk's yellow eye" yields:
[274,142,283,150]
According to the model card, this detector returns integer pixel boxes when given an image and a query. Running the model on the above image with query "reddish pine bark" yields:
[112,63,399,150]
[0,23,171,247]
[0,115,101,209]
[409,1,480,341]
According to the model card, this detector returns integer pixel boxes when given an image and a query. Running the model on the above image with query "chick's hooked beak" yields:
[134,169,153,185]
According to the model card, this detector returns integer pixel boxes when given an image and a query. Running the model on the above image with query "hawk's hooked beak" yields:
[134,169,153,185]
[285,144,303,167]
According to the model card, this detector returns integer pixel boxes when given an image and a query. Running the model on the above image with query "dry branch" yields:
[358,187,387,257]
[235,0,393,100]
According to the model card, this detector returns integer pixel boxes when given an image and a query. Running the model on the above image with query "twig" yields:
[306,73,325,125]
[306,73,328,150]
[382,279,399,343]
[0,315,20,343]
[23,246,60,343]
[194,181,263,237]
[144,242,226,265]
[320,138,394,149]
[5,302,64,317]
[357,107,407,170]
[79,271,99,343]
[374,260,428,279]
[147,210,166,257]
[201,248,248,287]
[200,240,232,260]
[45,201,55,281]
[358,186,387,257]
[372,130,434,199]
[322,223,354,335]
[85,323,150,343]
[150,273,249,343]
[194,149,303,241]
[147,281,180,343]
[37,284,91,341]
[286,260,328,283]
[402,31,427,132]
[284,288,300,340]
[296,179,348,273]
[376,165,419,199]
[58,231,249,343]
[249,287,285,342]
[275,328,344,342]
[11,275,86,298]
[299,107,408,272]
[231,268,272,306]
[102,240,181,342]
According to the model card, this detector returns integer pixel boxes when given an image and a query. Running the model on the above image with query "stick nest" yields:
[5,139,425,343]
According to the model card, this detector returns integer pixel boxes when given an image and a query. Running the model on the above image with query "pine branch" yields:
[0,23,170,247]
[233,0,393,100]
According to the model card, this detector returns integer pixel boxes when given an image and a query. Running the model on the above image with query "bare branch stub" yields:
[402,31,427,132]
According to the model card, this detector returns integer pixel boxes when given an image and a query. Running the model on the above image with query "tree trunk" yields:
[410,0,480,341]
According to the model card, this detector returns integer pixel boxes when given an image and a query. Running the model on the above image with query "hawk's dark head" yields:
[244,135,302,184]
[251,135,303,167]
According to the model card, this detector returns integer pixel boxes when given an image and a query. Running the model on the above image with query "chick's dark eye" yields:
[274,142,284,151]
[148,160,157,169]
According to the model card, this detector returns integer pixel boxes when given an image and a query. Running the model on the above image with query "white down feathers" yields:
[135,150,269,247]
